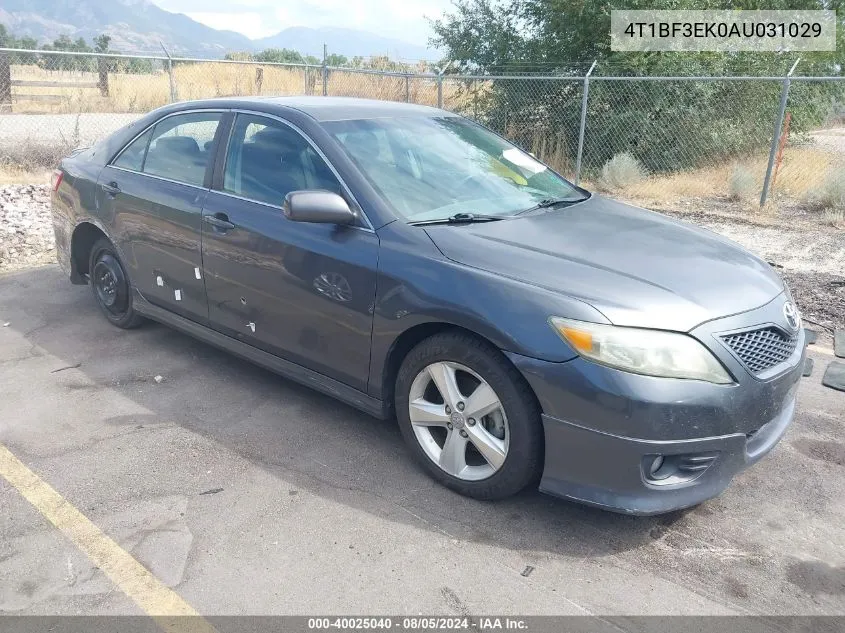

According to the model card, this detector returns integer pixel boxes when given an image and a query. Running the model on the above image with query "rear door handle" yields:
[101,182,120,196]
[203,213,236,232]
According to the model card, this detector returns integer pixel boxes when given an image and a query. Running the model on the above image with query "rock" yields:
[0,184,55,272]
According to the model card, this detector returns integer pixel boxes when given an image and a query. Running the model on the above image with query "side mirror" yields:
[283,191,356,225]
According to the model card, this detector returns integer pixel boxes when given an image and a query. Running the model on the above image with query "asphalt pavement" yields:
[1,265,843,617]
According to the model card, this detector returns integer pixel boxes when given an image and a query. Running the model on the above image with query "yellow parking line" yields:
[0,443,217,633]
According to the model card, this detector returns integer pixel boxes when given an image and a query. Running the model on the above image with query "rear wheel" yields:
[88,238,143,329]
[395,332,543,500]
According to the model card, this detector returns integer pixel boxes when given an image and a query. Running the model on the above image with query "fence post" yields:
[437,71,443,109]
[304,65,309,95]
[97,56,109,97]
[255,67,263,94]
[760,58,800,207]
[160,42,176,103]
[0,53,11,109]
[574,60,597,185]
[405,75,410,102]
[322,44,328,97]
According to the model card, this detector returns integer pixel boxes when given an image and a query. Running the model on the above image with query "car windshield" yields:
[323,116,584,222]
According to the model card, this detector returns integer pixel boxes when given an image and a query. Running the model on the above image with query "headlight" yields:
[549,317,733,384]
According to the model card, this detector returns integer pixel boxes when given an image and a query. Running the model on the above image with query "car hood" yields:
[423,195,784,332]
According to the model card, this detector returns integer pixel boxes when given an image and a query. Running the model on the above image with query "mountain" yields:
[0,0,253,55]
[0,1,440,60]
[254,27,437,61]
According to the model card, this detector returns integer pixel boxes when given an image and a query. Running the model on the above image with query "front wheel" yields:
[89,237,143,329]
[395,332,543,500]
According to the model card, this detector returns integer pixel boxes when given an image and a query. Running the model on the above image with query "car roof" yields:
[168,96,454,122]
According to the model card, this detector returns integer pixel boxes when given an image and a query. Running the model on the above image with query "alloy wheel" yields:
[408,361,509,481]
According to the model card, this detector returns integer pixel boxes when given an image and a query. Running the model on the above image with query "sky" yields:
[151,0,454,45]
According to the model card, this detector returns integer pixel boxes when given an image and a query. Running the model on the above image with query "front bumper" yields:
[507,298,805,515]
[537,397,795,515]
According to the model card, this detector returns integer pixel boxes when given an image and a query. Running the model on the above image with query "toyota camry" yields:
[50,97,806,515]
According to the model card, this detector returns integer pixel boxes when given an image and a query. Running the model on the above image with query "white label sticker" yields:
[156,276,163,287]
[195,267,201,280]
[502,148,547,174]
[175,289,182,301]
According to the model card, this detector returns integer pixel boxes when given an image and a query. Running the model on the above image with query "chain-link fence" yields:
[1,47,843,219]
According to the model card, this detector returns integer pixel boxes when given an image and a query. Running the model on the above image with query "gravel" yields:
[0,184,55,273]
[1,183,842,334]
[657,206,845,334]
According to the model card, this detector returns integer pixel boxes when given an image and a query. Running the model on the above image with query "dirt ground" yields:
[654,201,845,335]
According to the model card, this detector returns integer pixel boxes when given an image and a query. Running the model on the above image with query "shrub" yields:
[600,152,647,190]
[807,170,845,211]
[727,164,756,201]
[823,209,845,228]
[0,141,71,172]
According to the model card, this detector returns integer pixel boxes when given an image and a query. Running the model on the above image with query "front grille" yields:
[721,327,798,375]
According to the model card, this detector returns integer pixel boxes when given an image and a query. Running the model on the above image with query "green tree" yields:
[0,23,38,62]
[93,34,111,53]
[325,53,349,66]
[41,33,95,70]
[431,0,845,173]
[255,48,306,64]
[224,51,255,62]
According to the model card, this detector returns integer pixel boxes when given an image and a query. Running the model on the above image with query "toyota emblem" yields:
[783,301,801,332]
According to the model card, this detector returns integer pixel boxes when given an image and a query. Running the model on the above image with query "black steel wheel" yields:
[88,237,143,329]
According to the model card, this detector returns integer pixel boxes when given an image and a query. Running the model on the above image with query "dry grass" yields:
[0,166,51,185]
[7,63,464,114]
[526,130,575,176]
[608,146,840,210]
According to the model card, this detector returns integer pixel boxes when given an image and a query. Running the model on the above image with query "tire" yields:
[88,237,143,329]
[395,331,543,500]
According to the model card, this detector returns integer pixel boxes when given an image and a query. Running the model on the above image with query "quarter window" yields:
[113,128,153,172]
[223,114,342,207]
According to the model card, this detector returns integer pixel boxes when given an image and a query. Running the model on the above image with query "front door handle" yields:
[203,213,236,232]
[101,182,120,196]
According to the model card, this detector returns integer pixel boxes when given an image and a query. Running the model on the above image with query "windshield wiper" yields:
[514,196,589,216]
[408,212,506,226]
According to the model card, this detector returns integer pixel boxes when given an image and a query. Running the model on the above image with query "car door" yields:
[98,110,227,324]
[200,112,379,393]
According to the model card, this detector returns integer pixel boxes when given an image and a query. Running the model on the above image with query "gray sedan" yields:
[50,97,805,515]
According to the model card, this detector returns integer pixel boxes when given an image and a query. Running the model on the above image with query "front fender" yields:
[368,221,609,399]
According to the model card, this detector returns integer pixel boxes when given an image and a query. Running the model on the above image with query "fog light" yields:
[648,455,668,479]
[648,455,665,477]
[642,451,719,485]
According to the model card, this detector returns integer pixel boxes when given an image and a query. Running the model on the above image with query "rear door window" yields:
[142,113,222,187]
